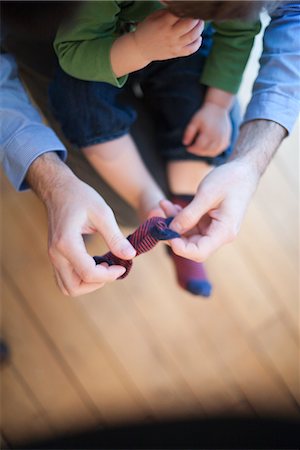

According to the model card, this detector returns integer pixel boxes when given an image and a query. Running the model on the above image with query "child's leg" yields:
[50,68,166,223]
[140,46,239,297]
[166,159,213,297]
[82,134,165,221]
[167,159,212,194]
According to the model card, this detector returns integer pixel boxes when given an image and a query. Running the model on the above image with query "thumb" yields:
[94,208,136,260]
[169,193,211,234]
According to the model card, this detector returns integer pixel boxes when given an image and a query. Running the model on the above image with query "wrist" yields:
[26,152,76,205]
[110,33,150,78]
[230,120,287,179]
[204,87,234,111]
[131,31,152,67]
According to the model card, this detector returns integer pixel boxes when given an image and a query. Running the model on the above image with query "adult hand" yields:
[134,10,204,63]
[160,160,259,261]
[27,153,136,296]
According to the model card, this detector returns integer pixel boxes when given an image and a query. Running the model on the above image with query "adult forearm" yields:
[231,119,287,178]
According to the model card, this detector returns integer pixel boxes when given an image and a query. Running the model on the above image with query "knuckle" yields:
[48,245,57,262]
[108,232,124,249]
[172,47,181,57]
[225,226,238,243]
[67,288,80,298]
[54,236,68,254]
[181,208,196,227]
[62,289,71,297]
[185,47,194,56]
[192,29,201,41]
[189,253,201,263]
[102,205,114,220]
[79,267,93,283]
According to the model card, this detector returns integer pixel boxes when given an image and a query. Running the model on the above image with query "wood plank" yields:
[237,202,298,330]
[255,316,299,403]
[1,277,99,435]
[255,161,298,261]
[229,348,300,417]
[0,366,53,445]
[208,243,279,331]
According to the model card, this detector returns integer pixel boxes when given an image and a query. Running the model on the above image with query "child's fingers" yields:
[160,199,182,217]
[147,207,166,219]
[187,134,212,154]
[183,120,199,146]
[172,18,200,36]
[184,37,202,56]
[181,20,204,45]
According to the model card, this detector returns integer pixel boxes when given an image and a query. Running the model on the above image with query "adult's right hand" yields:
[27,153,136,296]
[161,159,259,261]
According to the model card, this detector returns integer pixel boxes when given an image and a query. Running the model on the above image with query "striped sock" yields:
[169,194,212,298]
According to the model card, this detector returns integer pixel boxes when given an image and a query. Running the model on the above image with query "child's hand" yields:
[183,102,232,157]
[134,10,204,64]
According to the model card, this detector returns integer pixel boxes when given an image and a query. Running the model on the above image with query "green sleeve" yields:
[201,20,261,94]
[54,1,128,87]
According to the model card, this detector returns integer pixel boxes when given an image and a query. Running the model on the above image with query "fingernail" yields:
[171,222,183,233]
[121,245,136,258]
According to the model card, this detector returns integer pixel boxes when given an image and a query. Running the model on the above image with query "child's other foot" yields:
[162,194,213,298]
[167,247,212,297]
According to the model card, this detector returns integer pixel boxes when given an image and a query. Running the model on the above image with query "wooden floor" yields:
[1,27,299,446]
[1,123,299,445]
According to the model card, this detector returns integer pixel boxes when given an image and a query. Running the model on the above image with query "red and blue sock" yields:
[169,194,212,298]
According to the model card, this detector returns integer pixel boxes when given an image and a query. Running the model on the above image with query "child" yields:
[50,0,263,297]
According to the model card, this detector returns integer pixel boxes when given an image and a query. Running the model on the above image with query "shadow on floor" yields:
[17,415,300,449]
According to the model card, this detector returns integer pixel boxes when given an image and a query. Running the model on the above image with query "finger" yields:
[160,199,182,217]
[187,133,211,154]
[54,265,106,297]
[50,235,126,286]
[181,20,204,45]
[169,192,216,235]
[92,207,136,259]
[53,268,69,296]
[183,120,199,146]
[147,207,166,219]
[169,237,205,262]
[183,36,202,56]
[52,251,126,296]
[172,18,200,35]
[172,219,235,261]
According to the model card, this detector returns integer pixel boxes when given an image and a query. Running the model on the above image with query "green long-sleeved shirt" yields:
[54,1,261,94]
